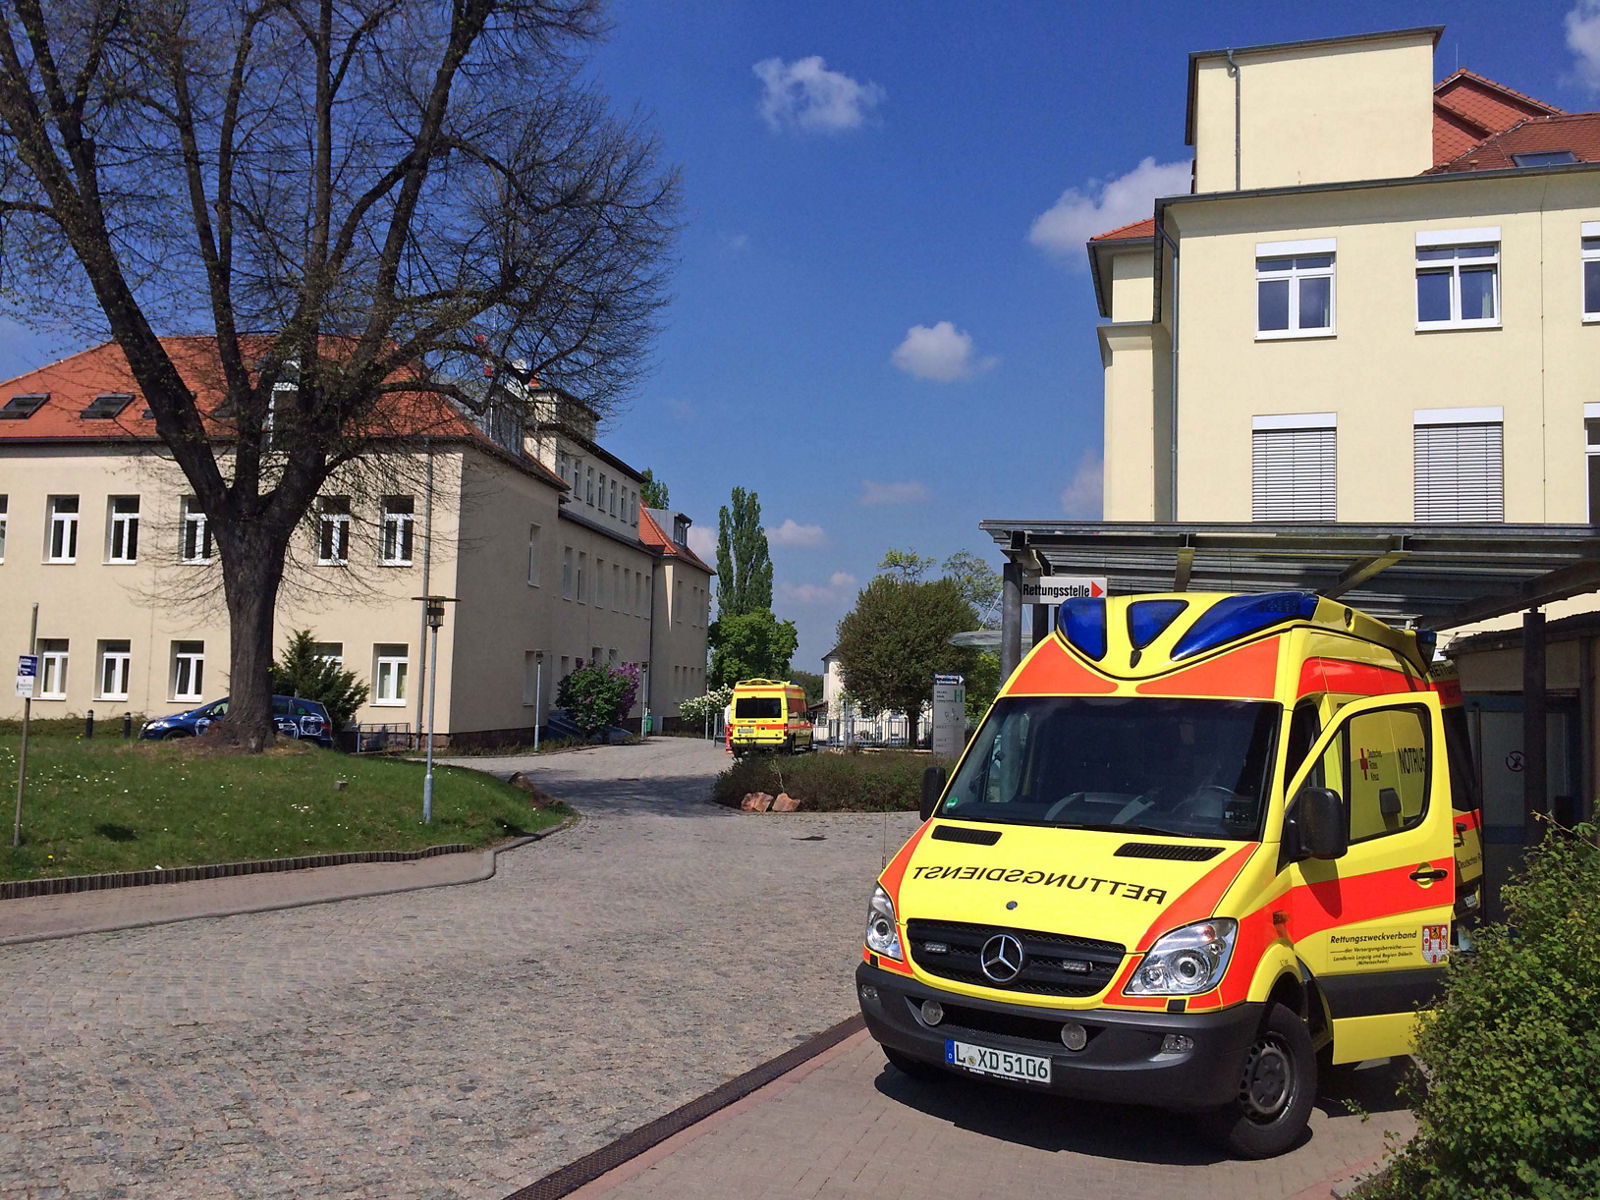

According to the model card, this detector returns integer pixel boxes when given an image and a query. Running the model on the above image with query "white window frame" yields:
[1415,228,1501,330]
[586,466,595,506]
[373,644,409,705]
[46,495,78,562]
[107,496,140,564]
[1254,239,1336,340]
[380,496,415,566]
[1583,221,1600,322]
[527,524,541,586]
[577,551,586,603]
[1251,413,1337,523]
[38,639,68,699]
[171,640,205,701]
[317,496,351,565]
[180,497,214,563]
[0,494,7,562]
[609,479,618,517]
[1414,407,1505,522]
[1586,402,1600,523]
[97,640,131,700]
[314,642,344,668]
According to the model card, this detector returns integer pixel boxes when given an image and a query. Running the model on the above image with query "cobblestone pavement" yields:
[1,738,921,1199]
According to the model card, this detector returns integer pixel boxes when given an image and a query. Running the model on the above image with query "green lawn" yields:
[0,729,568,883]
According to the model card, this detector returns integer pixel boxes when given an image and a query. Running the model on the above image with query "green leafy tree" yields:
[639,468,669,509]
[708,610,797,688]
[963,651,1002,723]
[942,550,1003,629]
[1367,824,1600,1200]
[556,659,641,735]
[715,487,773,617]
[877,547,935,583]
[835,576,979,746]
[269,629,369,731]
[791,669,825,706]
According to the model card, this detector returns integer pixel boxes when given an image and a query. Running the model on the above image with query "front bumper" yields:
[856,962,1262,1111]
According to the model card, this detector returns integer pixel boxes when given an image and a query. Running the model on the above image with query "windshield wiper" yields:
[1052,821,1191,838]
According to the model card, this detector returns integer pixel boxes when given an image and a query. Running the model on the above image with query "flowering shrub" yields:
[679,685,732,724]
[556,659,641,735]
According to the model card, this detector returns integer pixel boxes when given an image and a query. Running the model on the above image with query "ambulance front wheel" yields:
[1197,1002,1316,1159]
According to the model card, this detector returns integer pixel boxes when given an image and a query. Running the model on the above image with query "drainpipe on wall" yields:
[1157,220,1182,521]
[414,438,434,741]
[1225,49,1241,191]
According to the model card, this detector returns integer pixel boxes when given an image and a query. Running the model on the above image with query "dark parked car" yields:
[140,695,335,747]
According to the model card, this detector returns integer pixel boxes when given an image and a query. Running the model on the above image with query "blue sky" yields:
[4,1,1598,674]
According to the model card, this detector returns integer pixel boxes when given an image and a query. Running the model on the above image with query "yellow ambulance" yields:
[857,591,1483,1157]
[729,679,814,755]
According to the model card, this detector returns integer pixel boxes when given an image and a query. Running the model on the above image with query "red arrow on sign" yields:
[1091,581,1105,598]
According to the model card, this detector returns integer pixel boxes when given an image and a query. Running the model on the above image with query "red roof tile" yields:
[1429,112,1600,173]
[0,336,567,489]
[1089,217,1156,242]
[638,506,713,574]
[1433,69,1563,165]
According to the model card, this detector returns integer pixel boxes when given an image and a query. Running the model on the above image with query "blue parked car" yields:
[140,695,335,747]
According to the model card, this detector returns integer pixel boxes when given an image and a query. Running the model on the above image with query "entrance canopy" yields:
[979,521,1600,630]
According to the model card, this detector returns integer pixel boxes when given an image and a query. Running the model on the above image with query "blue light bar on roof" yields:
[1171,592,1320,660]
[1057,597,1107,661]
[1127,599,1188,649]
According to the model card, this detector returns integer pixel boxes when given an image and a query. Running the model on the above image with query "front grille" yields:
[906,918,1125,998]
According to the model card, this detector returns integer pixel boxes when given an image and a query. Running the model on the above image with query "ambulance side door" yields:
[1282,693,1455,1064]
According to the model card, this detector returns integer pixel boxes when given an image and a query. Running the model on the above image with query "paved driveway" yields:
[1,738,919,1199]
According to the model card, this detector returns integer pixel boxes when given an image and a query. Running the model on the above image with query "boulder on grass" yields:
[741,791,774,812]
[771,792,801,812]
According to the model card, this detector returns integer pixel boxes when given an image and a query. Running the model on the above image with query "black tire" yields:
[783,736,794,755]
[1196,1002,1316,1159]
[164,729,194,739]
[883,1047,945,1082]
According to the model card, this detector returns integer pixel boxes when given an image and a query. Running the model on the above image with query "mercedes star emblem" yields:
[979,933,1025,983]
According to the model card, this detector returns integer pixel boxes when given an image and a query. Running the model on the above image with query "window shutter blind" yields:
[1252,427,1337,521]
[1413,423,1503,521]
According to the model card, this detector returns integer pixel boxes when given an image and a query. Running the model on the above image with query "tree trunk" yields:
[219,526,290,752]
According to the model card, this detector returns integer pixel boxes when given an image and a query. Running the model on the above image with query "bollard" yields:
[123,712,133,739]
[85,708,94,739]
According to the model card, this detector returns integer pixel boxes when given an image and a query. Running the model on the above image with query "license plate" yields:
[945,1040,1051,1084]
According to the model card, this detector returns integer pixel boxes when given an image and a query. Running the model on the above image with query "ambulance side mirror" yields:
[920,766,947,821]
[1287,786,1348,860]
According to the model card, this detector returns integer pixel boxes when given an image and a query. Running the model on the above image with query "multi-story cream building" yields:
[1090,27,1598,536]
[0,337,712,742]
[1070,25,1600,873]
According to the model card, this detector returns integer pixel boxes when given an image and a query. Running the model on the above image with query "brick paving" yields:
[565,1029,1416,1200]
[1,738,920,1199]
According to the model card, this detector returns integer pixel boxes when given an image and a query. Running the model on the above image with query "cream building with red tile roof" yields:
[0,338,711,741]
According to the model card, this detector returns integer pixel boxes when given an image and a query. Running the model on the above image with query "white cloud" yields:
[687,525,717,561]
[777,570,859,607]
[1028,157,1193,268]
[767,518,828,547]
[1568,1,1600,89]
[1059,451,1104,519]
[890,321,997,382]
[754,55,884,132]
[860,480,930,507]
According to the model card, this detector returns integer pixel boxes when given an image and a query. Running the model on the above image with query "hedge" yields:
[711,750,928,812]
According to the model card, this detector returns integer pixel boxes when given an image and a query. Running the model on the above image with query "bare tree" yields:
[0,0,678,747]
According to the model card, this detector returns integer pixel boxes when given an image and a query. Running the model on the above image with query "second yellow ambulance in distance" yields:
[729,679,813,755]
[856,591,1483,1158]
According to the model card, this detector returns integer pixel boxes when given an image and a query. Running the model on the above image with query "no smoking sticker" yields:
[1421,924,1450,965]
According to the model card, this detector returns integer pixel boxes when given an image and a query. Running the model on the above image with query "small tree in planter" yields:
[556,660,641,737]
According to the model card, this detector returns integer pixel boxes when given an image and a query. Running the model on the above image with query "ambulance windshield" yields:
[939,696,1280,840]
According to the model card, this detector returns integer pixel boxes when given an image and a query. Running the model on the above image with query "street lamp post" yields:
[414,595,458,825]
[533,649,544,752]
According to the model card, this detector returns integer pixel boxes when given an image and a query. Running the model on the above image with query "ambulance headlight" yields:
[1125,919,1238,996]
[865,884,903,961]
